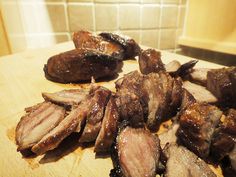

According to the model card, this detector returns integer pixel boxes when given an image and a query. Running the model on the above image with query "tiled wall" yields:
[1,0,187,53]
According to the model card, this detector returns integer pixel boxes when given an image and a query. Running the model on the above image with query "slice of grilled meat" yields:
[211,109,236,162]
[165,60,181,73]
[177,102,222,159]
[94,96,119,153]
[73,30,124,60]
[138,48,165,74]
[44,48,123,83]
[16,102,66,151]
[115,71,145,127]
[79,87,111,143]
[207,67,236,107]
[42,89,89,107]
[142,72,182,131]
[111,125,161,177]
[189,68,210,86]
[99,32,141,59]
[163,144,216,177]
[183,81,217,104]
[31,105,87,155]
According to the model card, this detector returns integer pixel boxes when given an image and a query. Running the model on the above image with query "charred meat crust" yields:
[99,32,141,59]
[138,48,165,74]
[211,109,236,162]
[73,30,125,60]
[177,102,222,159]
[44,49,123,83]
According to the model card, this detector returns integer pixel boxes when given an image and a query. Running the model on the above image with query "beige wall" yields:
[1,0,187,54]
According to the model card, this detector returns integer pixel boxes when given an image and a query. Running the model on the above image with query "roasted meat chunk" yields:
[111,126,160,177]
[211,109,236,161]
[115,71,145,127]
[94,96,119,153]
[207,67,236,106]
[42,89,89,107]
[165,60,181,73]
[177,102,222,158]
[142,72,182,131]
[159,123,179,148]
[73,30,124,60]
[44,49,123,83]
[138,48,165,74]
[189,68,210,86]
[79,87,111,143]
[16,102,66,151]
[99,32,141,59]
[163,144,216,177]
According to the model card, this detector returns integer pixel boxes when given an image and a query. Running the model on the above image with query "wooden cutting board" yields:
[0,42,224,177]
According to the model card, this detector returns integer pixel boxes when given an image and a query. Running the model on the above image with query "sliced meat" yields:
[99,32,141,59]
[211,109,236,161]
[179,88,196,111]
[73,30,124,60]
[142,72,182,131]
[163,144,216,177]
[79,87,111,143]
[31,105,87,155]
[177,102,222,158]
[189,68,210,85]
[44,48,123,83]
[207,67,236,106]
[159,123,179,148]
[138,48,165,74]
[112,126,160,177]
[183,81,217,103]
[94,96,119,153]
[169,60,198,77]
[15,102,66,151]
[42,89,89,107]
[165,60,181,73]
[115,71,145,127]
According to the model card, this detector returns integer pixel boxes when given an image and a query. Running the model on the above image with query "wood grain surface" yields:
[0,42,224,177]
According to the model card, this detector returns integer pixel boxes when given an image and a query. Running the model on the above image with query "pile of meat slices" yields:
[15,31,236,177]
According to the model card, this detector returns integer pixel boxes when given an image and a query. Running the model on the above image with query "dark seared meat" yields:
[31,106,86,155]
[177,102,222,158]
[42,89,89,107]
[115,71,145,127]
[138,48,165,74]
[169,60,198,78]
[112,126,160,177]
[44,48,123,83]
[73,30,124,60]
[94,96,119,153]
[229,146,236,171]
[15,102,66,151]
[165,60,181,73]
[99,32,141,59]
[79,87,111,143]
[189,68,210,86]
[207,67,236,106]
[142,72,182,131]
[163,144,216,177]
[179,88,196,111]
[159,123,179,148]
[183,81,217,103]
[211,109,236,161]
